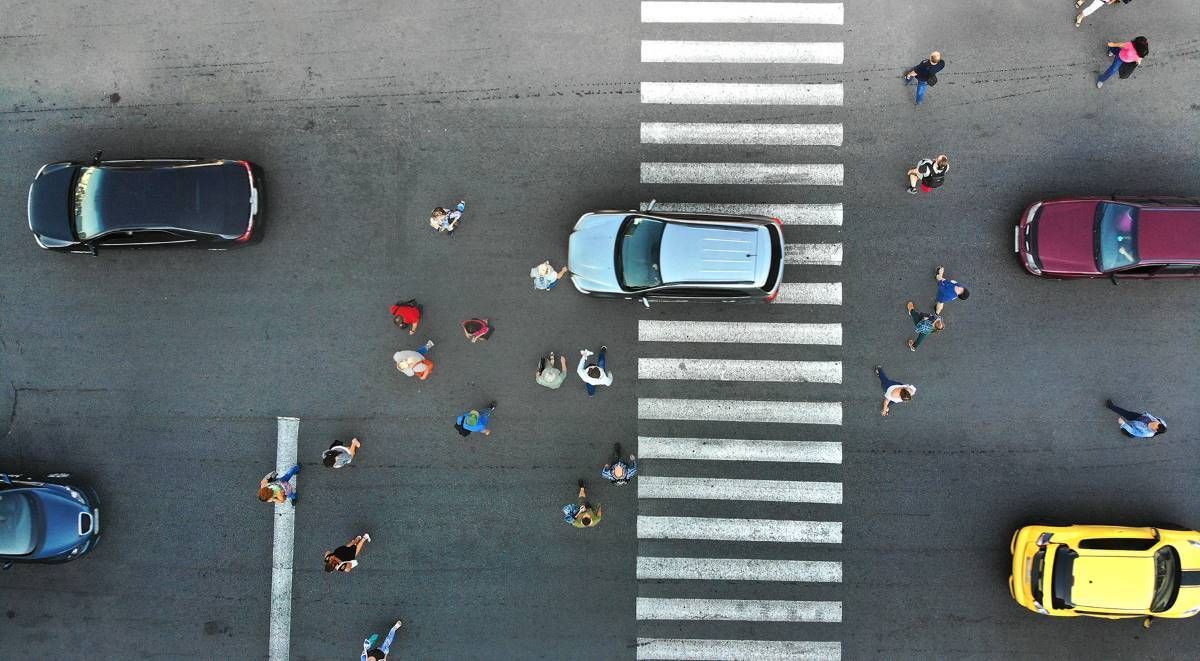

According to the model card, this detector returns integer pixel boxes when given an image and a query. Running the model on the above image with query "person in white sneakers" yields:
[578,346,613,397]
[362,620,403,661]
[324,533,371,573]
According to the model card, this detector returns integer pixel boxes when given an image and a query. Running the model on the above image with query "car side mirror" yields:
[88,242,98,257]
[641,297,651,309]
[1,561,12,571]
[91,149,103,165]
[0,473,10,485]
[1109,273,1118,285]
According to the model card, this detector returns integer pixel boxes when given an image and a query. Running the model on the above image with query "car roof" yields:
[658,221,768,285]
[1137,208,1200,263]
[1070,553,1154,611]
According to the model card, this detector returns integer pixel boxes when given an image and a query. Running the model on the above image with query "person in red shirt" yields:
[390,299,422,335]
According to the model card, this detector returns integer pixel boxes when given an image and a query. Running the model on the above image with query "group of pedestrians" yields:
[563,444,639,528]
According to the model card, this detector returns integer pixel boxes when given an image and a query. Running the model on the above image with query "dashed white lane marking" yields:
[774,282,842,305]
[639,201,842,225]
[640,476,843,503]
[641,122,843,146]
[642,40,843,64]
[642,162,843,185]
[638,358,842,383]
[638,436,842,463]
[637,556,843,582]
[637,598,842,623]
[638,515,843,543]
[642,82,843,106]
[641,1,844,24]
[268,416,299,661]
[786,243,843,266]
[639,320,842,345]
[639,398,842,425]
[636,638,842,660]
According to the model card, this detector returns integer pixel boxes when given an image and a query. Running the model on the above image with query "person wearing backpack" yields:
[903,51,944,105]
[1097,36,1147,89]
[906,154,949,194]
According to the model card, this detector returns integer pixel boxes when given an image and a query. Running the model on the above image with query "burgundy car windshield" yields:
[1096,202,1139,272]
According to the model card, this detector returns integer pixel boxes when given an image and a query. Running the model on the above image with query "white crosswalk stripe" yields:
[636,638,842,660]
[638,436,842,463]
[639,516,842,543]
[642,82,843,106]
[641,122,843,146]
[638,358,841,383]
[639,201,842,225]
[786,243,843,266]
[774,282,842,305]
[639,398,842,425]
[637,598,842,623]
[642,162,843,185]
[640,476,842,503]
[637,557,842,582]
[641,1,844,25]
[639,320,842,345]
[642,40,843,64]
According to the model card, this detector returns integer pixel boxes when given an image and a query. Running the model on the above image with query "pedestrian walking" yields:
[1097,36,1147,88]
[601,443,638,485]
[906,155,949,195]
[322,437,361,468]
[562,480,603,528]
[393,340,435,380]
[903,51,944,105]
[1105,399,1167,438]
[1075,0,1131,28]
[324,533,371,573]
[258,464,300,505]
[455,402,496,437]
[362,620,404,661]
[430,200,465,234]
[461,318,493,343]
[578,346,613,396]
[875,366,916,417]
[536,351,568,389]
[390,299,422,335]
[530,261,569,291]
[934,266,970,313]
[905,301,944,351]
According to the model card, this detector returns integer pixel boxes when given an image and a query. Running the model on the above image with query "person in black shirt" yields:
[324,533,371,573]
[904,51,944,105]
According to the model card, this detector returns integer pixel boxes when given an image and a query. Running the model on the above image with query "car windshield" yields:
[619,216,666,289]
[1030,548,1046,605]
[1096,202,1139,272]
[0,492,37,556]
[1050,546,1077,610]
[1151,546,1181,613]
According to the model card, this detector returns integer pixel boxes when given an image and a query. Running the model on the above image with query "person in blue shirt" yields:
[361,620,403,661]
[934,266,970,313]
[1105,399,1167,438]
[601,443,638,485]
[904,51,944,105]
[455,402,496,437]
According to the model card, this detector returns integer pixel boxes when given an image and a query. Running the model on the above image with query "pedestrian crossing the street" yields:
[636,3,845,658]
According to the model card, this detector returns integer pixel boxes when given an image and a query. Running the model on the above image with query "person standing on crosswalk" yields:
[563,480,603,528]
[876,366,916,416]
[934,266,970,313]
[578,346,613,396]
[601,443,637,485]
[905,301,944,351]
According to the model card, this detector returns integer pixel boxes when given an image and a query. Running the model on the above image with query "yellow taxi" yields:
[1010,524,1200,623]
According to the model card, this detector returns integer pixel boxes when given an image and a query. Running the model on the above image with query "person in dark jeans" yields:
[1104,399,1166,438]
[601,443,638,485]
[876,366,916,416]
[904,51,944,105]
[1097,37,1147,88]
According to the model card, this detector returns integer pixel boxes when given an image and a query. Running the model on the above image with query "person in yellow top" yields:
[562,480,602,528]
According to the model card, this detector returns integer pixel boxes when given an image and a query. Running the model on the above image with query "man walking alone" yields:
[904,51,944,105]
[1105,399,1166,438]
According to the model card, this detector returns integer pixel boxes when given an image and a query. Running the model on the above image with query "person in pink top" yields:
[1097,36,1147,88]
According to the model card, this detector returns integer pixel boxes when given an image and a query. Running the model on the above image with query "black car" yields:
[27,156,263,252]
[1,472,100,569]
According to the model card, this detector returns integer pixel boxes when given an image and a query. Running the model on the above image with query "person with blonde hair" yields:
[530,260,568,291]
[906,154,949,195]
[903,51,944,105]
[393,340,435,380]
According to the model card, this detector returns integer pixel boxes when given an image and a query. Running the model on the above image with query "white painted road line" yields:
[639,398,842,425]
[774,282,842,305]
[642,40,843,64]
[637,556,843,582]
[642,162,843,186]
[640,476,843,503]
[638,320,842,345]
[636,638,842,660]
[637,597,842,623]
[642,82,843,106]
[641,1,844,25]
[641,122,843,146]
[638,436,842,463]
[638,358,842,383]
[638,516,843,543]
[786,243,843,266]
[269,416,299,661]
[638,202,842,226]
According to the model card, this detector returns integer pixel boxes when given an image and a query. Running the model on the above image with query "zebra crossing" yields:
[636,2,844,659]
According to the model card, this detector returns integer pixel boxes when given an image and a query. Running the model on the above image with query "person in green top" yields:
[536,352,568,389]
[562,480,602,528]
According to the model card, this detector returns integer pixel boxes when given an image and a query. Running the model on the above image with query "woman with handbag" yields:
[1097,36,1147,89]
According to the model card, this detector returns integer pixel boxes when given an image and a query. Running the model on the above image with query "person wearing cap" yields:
[455,402,496,437]
[601,443,638,485]
[536,352,568,389]
[530,261,569,291]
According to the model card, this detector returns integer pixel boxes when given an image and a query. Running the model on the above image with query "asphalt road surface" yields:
[1,1,1199,659]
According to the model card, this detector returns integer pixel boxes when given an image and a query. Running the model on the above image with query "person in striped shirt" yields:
[601,443,638,485]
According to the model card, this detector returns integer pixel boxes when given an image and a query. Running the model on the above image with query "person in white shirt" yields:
[875,365,916,416]
[578,346,613,397]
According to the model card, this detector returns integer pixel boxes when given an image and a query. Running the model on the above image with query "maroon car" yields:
[1016,196,1200,279]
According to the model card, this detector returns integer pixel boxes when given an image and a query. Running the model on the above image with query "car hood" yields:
[26,486,92,559]
[568,213,625,294]
[28,163,81,247]
[1034,201,1100,275]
